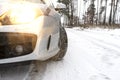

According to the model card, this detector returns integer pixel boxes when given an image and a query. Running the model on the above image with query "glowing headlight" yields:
[8,2,43,24]
[0,2,51,25]
[10,9,36,24]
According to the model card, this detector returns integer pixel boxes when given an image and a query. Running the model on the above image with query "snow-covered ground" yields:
[26,28,120,80]
[1,28,120,80]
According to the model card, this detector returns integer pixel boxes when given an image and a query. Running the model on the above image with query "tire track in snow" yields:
[74,30,120,66]
[0,61,31,80]
[26,61,48,80]
[82,29,120,50]
[74,28,120,49]
[83,29,120,38]
[67,28,120,80]
[72,29,120,58]
[67,29,111,80]
[83,35,120,66]
[69,29,120,60]
[81,31,120,58]
[67,29,110,69]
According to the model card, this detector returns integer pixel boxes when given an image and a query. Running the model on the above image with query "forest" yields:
[58,0,120,28]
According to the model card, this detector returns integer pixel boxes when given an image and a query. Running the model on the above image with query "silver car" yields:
[0,0,68,64]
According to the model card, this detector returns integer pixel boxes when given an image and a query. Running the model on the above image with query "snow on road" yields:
[27,28,120,80]
[0,28,120,80]
[0,61,31,80]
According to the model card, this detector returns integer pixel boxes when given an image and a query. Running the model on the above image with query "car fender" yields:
[34,16,61,60]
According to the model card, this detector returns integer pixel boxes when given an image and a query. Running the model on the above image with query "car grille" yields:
[0,32,37,59]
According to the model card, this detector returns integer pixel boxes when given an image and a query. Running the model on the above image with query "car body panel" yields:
[0,1,62,64]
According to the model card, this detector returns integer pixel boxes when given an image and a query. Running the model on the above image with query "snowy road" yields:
[1,28,120,80]
[0,61,31,80]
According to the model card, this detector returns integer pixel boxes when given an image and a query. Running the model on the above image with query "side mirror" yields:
[54,3,66,11]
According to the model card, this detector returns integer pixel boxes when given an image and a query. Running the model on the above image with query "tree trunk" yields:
[109,0,113,25]
[69,0,74,26]
[112,0,115,24]
[103,0,107,24]
[96,0,99,25]
[91,0,95,24]
[113,0,119,24]
[99,0,103,24]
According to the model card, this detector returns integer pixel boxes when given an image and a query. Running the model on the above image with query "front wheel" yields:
[50,27,68,61]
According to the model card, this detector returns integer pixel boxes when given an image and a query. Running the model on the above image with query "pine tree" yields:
[113,0,119,24]
[103,0,108,24]
[86,0,95,24]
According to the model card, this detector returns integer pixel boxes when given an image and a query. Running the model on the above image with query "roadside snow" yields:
[27,28,120,80]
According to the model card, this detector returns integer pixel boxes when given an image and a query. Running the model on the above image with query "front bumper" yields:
[0,16,60,64]
[0,32,37,59]
[0,32,60,64]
